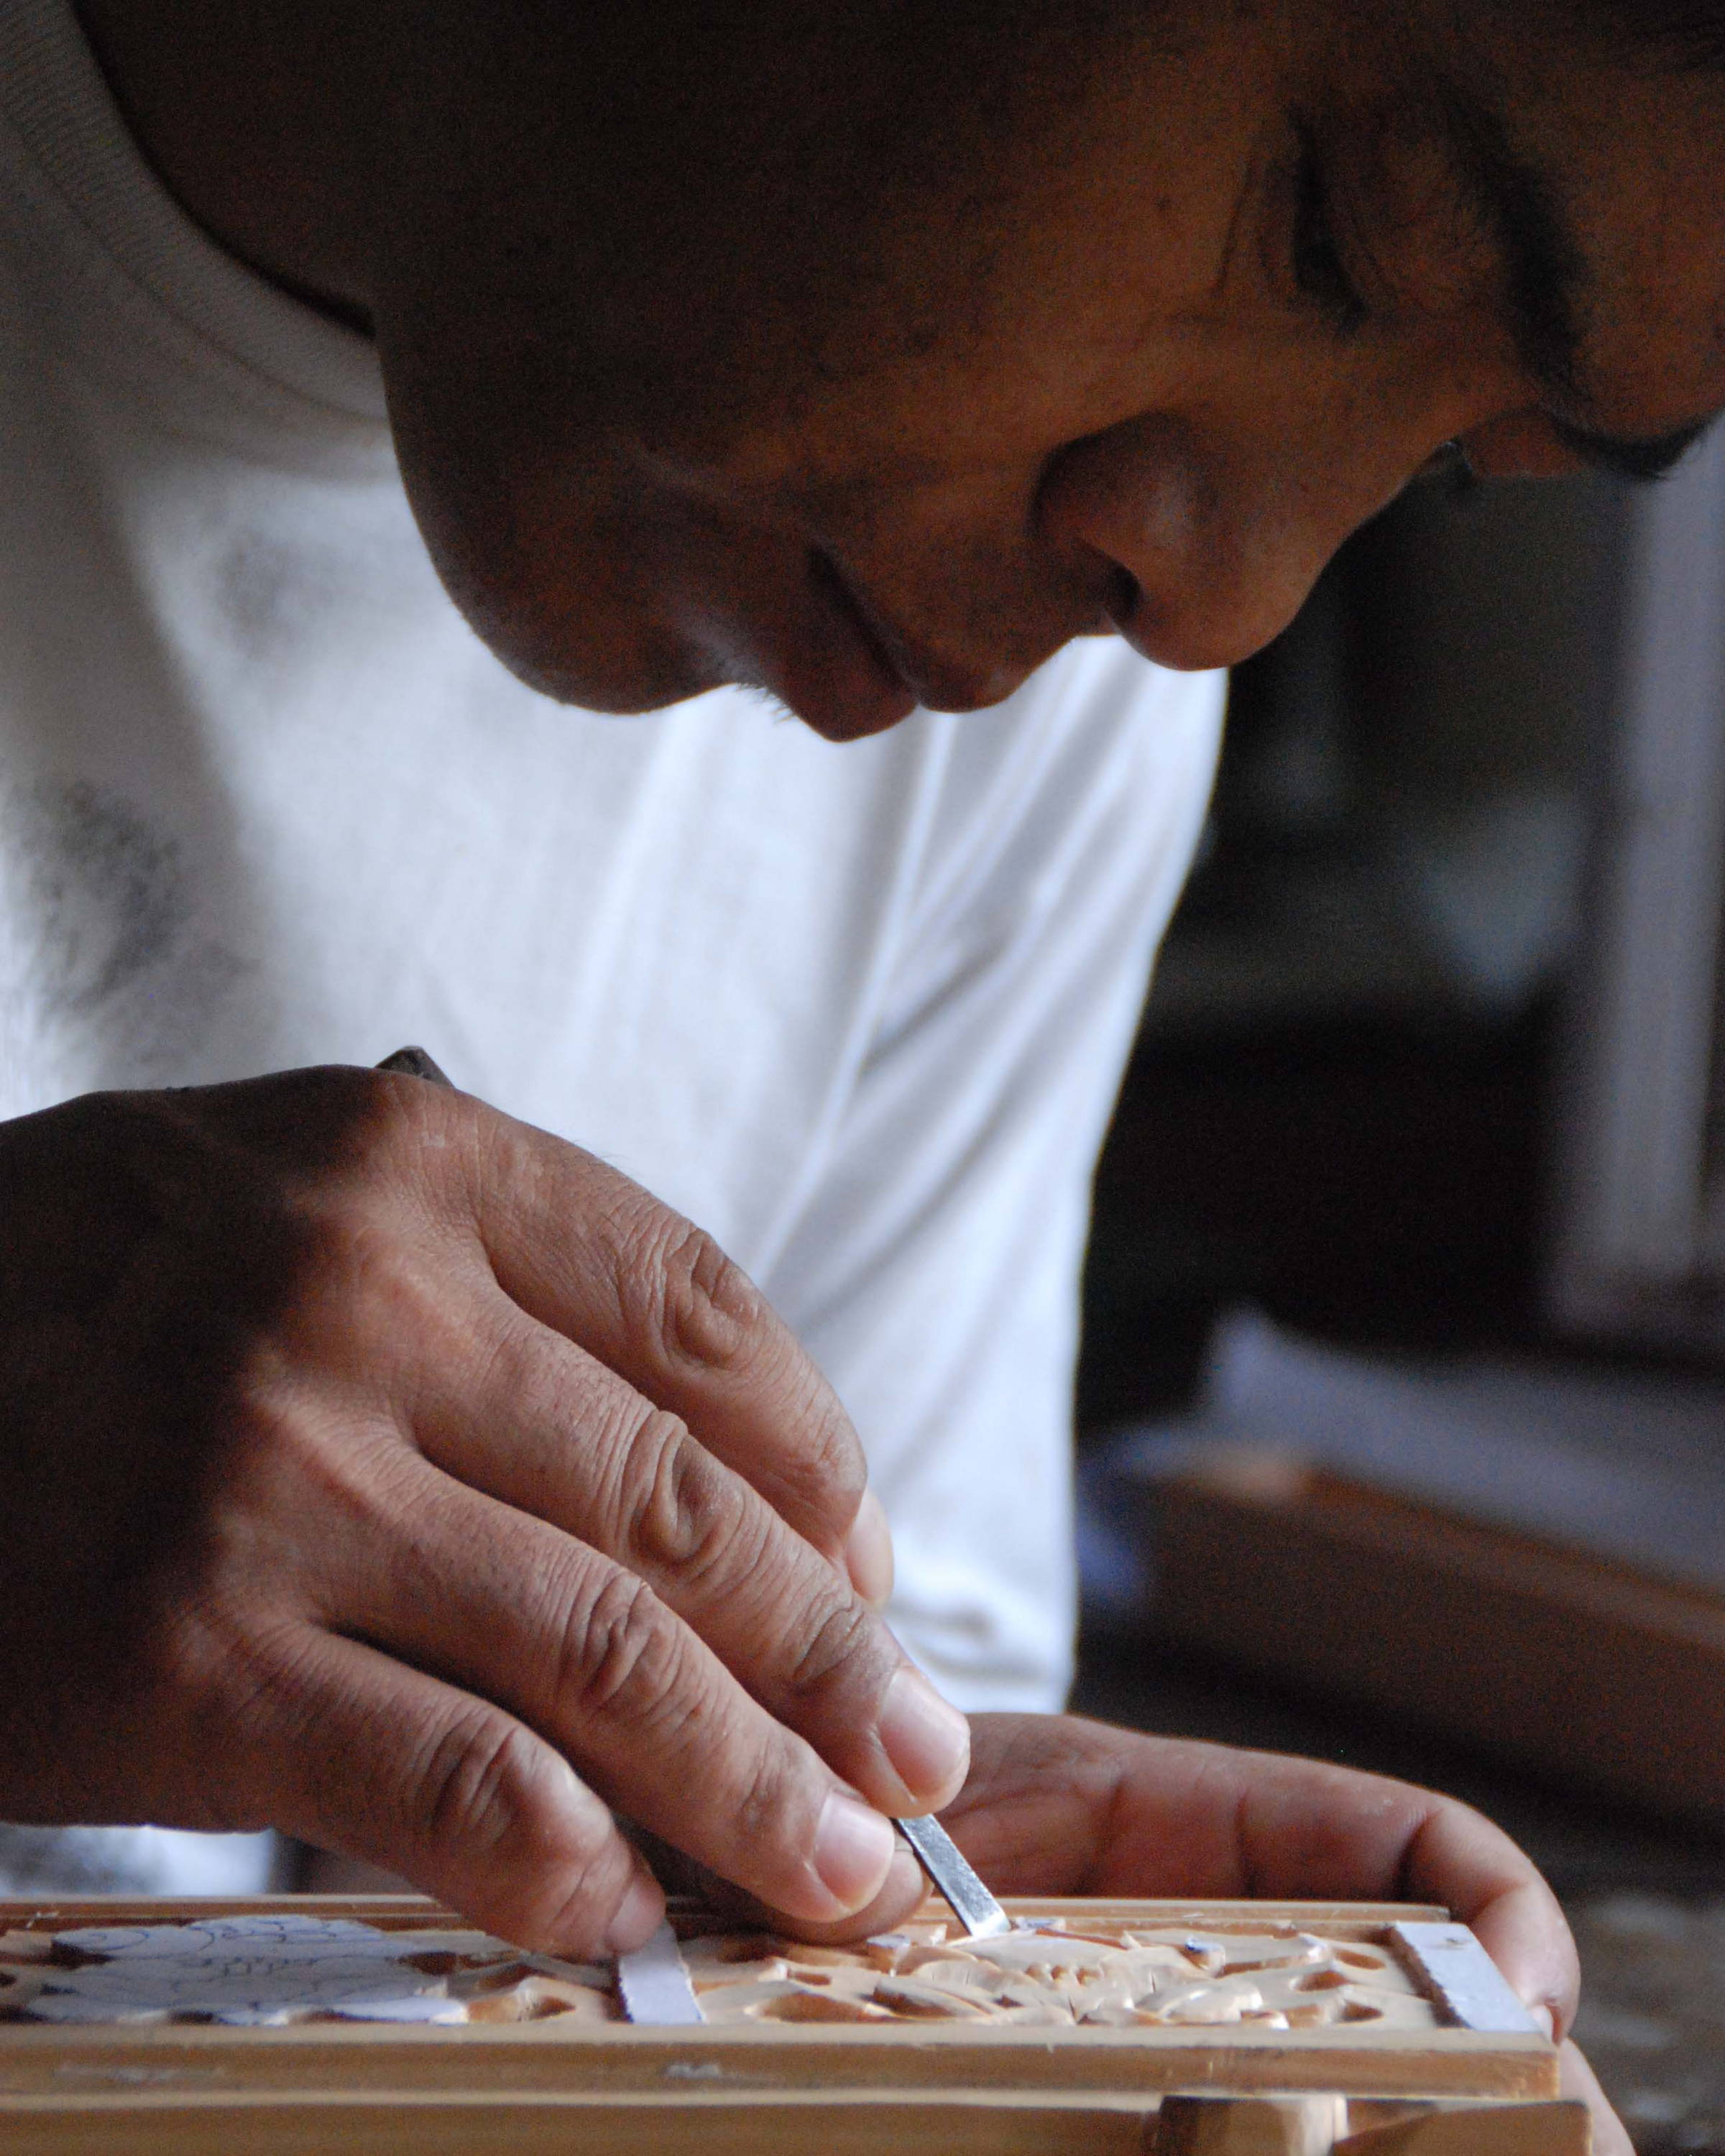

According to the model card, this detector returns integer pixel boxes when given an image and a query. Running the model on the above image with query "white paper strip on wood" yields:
[1392,1922,1541,2033]
[614,1920,704,2026]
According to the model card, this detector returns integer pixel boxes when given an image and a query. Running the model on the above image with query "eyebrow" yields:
[1422,76,1714,480]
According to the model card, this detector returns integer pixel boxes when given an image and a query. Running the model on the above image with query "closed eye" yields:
[1292,119,1368,337]
[1550,414,1711,482]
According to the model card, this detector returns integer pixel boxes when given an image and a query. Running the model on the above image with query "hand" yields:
[0,1067,969,1950]
[929,1715,1632,2156]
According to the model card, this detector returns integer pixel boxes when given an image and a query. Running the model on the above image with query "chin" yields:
[385,404,729,717]
[479,625,727,717]
[419,541,729,716]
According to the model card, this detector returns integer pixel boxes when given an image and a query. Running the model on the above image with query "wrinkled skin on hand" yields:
[0,1067,965,1953]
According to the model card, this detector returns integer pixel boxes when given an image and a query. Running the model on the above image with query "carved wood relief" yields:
[0,1911,1441,2031]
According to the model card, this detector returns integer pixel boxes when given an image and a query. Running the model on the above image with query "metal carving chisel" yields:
[895,1812,1011,1938]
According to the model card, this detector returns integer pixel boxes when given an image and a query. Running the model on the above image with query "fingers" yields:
[944,1715,1580,2035]
[62,1067,935,1924]
[1395,1793,1579,2040]
[405,1302,968,1817]
[428,1095,877,1577]
[845,1488,895,1610]
[329,1460,905,1922]
[625,1823,931,1943]
[229,1623,665,1955]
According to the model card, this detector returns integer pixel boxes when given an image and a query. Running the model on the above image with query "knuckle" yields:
[290,1200,413,1322]
[728,1738,806,1856]
[622,1412,759,1585]
[210,1381,402,1557]
[784,1590,880,1708]
[141,1386,415,1688]
[192,1613,323,1749]
[620,1212,760,1378]
[245,1192,484,1401]
[551,1563,685,1723]
[614,1207,868,1537]
[354,1061,456,1151]
[131,1599,317,1815]
[318,1064,480,1227]
[527,1851,633,1958]
[415,1708,545,1862]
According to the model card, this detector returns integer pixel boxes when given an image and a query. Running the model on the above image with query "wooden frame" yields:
[0,1894,1580,2154]
[1147,1445,1725,1829]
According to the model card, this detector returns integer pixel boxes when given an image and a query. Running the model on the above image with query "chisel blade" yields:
[895,1812,1011,1938]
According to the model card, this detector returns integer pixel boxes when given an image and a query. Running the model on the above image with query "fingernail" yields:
[1528,2000,1557,2042]
[880,1845,926,1913]
[813,1790,897,1910]
[845,1490,895,1608]
[878,1666,970,1807]
[604,1867,665,1955]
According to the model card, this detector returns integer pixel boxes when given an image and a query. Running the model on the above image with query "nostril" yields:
[1106,562,1141,628]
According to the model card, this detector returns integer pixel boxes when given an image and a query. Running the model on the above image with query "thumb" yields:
[1559,2038,1633,2156]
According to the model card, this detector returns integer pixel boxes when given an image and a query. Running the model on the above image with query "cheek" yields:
[384,390,728,712]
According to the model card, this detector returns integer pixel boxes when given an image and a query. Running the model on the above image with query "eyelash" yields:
[1292,125,1368,336]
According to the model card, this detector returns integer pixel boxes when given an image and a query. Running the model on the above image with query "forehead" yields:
[448,0,1725,458]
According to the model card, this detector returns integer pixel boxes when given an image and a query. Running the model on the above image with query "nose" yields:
[1036,409,1414,671]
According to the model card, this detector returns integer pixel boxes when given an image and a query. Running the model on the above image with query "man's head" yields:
[80,0,1725,735]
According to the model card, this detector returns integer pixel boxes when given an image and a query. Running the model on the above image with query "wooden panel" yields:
[1151,1448,1725,1828]
[0,1895,1560,2110]
[0,1895,1453,1938]
[0,2091,1156,2156]
[0,2021,1559,2101]
[1335,2101,1591,2156]
[1388,1927,1541,2034]
[0,2091,1599,2156]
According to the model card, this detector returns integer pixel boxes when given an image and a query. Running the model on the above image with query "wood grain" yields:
[1335,2101,1591,2156]
[0,2091,1159,2156]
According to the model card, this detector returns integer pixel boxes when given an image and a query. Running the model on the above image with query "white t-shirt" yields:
[0,0,1225,1893]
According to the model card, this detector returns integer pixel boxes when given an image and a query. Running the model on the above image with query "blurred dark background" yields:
[1072,457,1725,2149]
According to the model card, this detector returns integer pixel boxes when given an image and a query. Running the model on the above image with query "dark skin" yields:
[0,1073,947,1941]
[9,1,1705,2136]
[73,0,1725,728]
